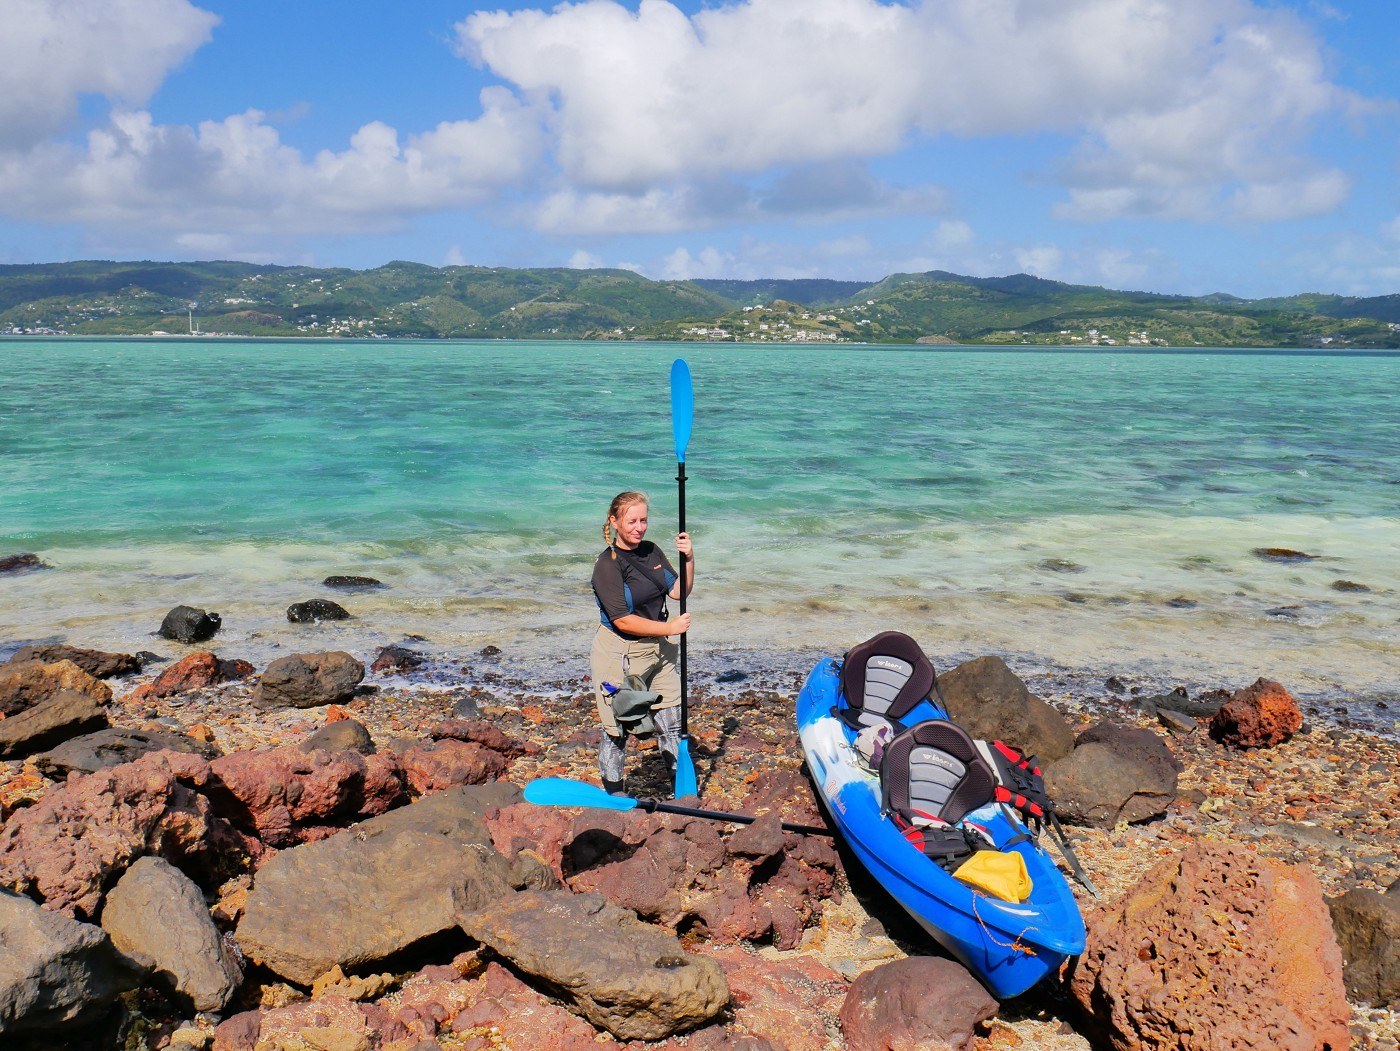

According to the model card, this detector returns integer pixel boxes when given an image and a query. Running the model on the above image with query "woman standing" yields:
[590,490,694,794]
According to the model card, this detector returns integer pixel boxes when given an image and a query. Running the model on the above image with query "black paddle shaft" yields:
[638,796,833,837]
[676,459,688,737]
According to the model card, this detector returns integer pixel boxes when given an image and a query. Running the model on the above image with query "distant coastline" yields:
[3,259,1397,348]
[6,333,1400,358]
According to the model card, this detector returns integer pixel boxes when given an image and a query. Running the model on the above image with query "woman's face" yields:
[611,502,649,549]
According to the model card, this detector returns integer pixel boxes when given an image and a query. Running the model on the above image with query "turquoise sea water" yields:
[2,339,1397,728]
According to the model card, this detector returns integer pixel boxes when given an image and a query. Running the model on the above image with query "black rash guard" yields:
[592,541,678,640]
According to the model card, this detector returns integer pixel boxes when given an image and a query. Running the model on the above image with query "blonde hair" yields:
[604,490,649,556]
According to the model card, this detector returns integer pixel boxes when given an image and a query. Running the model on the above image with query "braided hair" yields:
[604,491,649,559]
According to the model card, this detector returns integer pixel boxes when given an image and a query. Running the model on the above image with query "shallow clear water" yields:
[2,339,1397,729]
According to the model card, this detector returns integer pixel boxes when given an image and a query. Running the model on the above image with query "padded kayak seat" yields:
[835,630,938,731]
[880,719,997,827]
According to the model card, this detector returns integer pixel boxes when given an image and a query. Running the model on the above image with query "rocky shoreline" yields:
[0,618,1397,1051]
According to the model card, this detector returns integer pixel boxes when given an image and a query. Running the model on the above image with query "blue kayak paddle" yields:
[524,777,832,836]
[670,358,698,798]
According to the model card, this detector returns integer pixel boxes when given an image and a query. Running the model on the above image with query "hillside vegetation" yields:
[2,260,1396,348]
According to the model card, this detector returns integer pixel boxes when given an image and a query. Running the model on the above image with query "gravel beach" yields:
[2,638,1397,1049]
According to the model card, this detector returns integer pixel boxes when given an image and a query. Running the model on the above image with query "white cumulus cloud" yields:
[0,0,218,150]
[0,0,1378,263]
[459,0,1365,227]
[0,95,543,236]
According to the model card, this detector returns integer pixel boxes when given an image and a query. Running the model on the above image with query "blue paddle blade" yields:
[524,777,639,812]
[670,358,693,463]
[673,739,697,798]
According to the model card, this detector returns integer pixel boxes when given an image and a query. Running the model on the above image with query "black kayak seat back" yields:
[881,719,998,827]
[837,630,937,730]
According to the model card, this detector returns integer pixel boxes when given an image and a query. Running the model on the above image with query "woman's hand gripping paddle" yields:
[524,777,833,836]
[670,358,698,798]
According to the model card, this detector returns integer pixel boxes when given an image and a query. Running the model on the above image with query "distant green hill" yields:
[1,260,1396,348]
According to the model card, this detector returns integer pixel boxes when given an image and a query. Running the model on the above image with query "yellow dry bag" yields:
[953,850,1033,903]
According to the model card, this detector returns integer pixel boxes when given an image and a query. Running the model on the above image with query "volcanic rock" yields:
[0,887,140,1037]
[158,605,222,644]
[485,801,576,884]
[1069,839,1349,1051]
[8,644,141,679]
[1252,547,1318,562]
[398,738,510,795]
[0,658,112,716]
[205,742,407,847]
[1327,886,1400,1007]
[839,956,997,1051]
[370,643,424,674]
[100,856,242,1012]
[298,717,375,754]
[458,888,730,1041]
[0,751,247,920]
[127,650,255,702]
[1210,677,1303,749]
[1045,720,1181,828]
[0,688,109,760]
[0,552,48,572]
[286,598,352,623]
[564,806,836,950]
[253,650,364,709]
[691,945,845,1051]
[235,783,519,986]
[32,727,221,779]
[936,655,1075,761]
[323,575,386,590]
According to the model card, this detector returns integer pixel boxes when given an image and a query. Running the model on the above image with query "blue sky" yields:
[1,0,1397,297]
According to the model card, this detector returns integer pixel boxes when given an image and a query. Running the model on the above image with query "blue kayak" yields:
[797,655,1085,998]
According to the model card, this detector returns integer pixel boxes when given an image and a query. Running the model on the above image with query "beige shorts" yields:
[590,624,681,737]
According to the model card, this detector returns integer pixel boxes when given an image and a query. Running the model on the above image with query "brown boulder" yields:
[1210,677,1303,748]
[0,688,109,760]
[1069,839,1349,1051]
[253,650,364,709]
[458,888,730,1041]
[1327,886,1400,1006]
[1045,720,1181,828]
[9,644,141,679]
[206,743,408,847]
[739,767,828,830]
[839,956,997,1051]
[127,651,254,702]
[0,658,112,716]
[212,957,625,1051]
[936,655,1075,761]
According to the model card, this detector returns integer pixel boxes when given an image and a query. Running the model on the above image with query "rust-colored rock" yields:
[399,738,510,795]
[485,800,575,882]
[563,806,836,950]
[839,956,997,1051]
[126,651,255,703]
[0,658,112,716]
[430,717,530,756]
[1069,839,1349,1051]
[0,750,253,919]
[1210,677,1303,749]
[205,743,408,847]
[694,945,845,1051]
